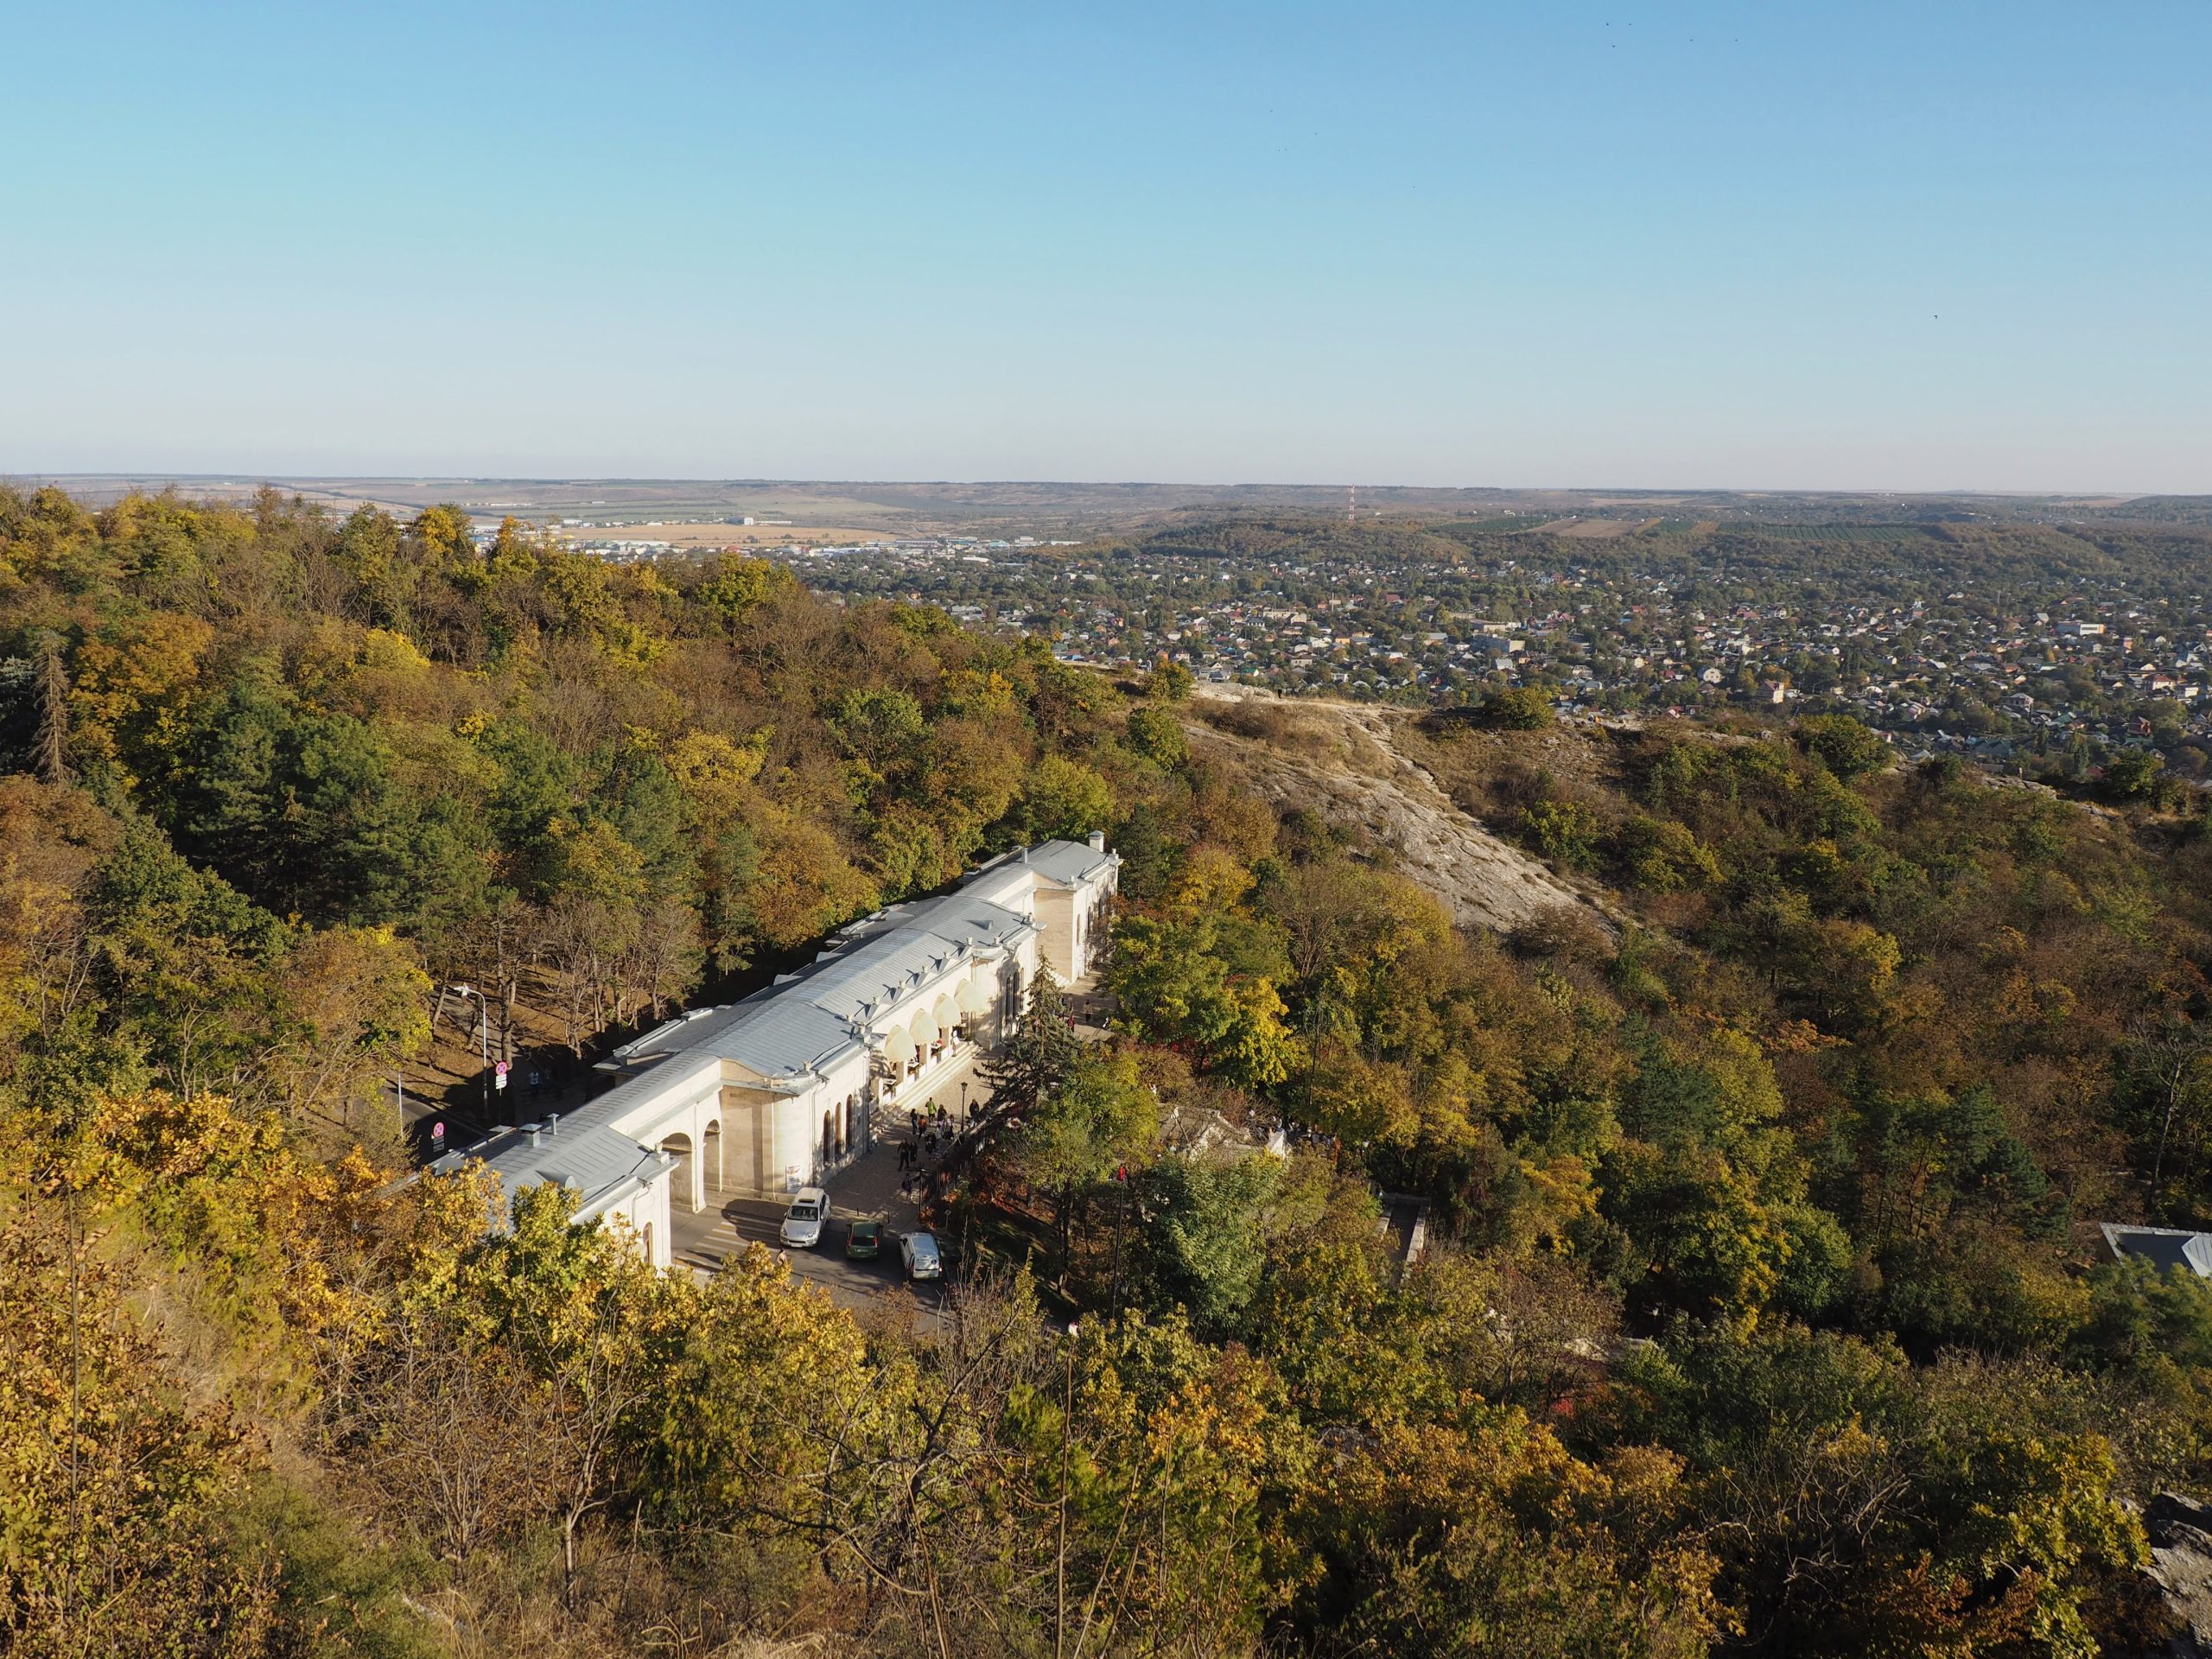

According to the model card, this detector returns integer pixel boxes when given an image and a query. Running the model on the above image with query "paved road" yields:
[667,1106,979,1312]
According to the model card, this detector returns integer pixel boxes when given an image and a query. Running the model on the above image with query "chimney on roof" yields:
[545,1113,559,1138]
[1087,830,1106,853]
[526,1122,543,1148]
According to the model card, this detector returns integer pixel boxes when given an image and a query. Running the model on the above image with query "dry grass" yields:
[1191,696,1334,753]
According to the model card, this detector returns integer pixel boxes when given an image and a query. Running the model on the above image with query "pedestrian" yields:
[900,1173,914,1201]
[909,1108,921,1137]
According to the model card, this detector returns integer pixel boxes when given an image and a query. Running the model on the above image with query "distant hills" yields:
[14,474,2212,536]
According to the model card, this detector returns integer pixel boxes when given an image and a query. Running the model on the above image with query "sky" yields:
[3,1,2209,491]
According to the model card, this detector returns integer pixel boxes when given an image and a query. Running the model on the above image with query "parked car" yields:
[899,1230,943,1281]
[780,1187,829,1248]
[845,1218,882,1260]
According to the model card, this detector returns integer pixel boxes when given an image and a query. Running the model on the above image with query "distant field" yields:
[1536,516,1658,537]
[563,522,889,549]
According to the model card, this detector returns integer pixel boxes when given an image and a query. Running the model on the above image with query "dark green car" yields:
[845,1219,883,1260]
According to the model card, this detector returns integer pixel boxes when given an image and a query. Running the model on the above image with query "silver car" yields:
[899,1230,943,1281]
[780,1187,829,1249]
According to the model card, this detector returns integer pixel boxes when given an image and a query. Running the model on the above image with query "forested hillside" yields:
[6,484,2212,1658]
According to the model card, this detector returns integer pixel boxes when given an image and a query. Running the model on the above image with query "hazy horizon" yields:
[14,471,2203,503]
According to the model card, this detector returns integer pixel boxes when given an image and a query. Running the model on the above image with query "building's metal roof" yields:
[434,1119,672,1226]
[451,841,1114,1220]
[1026,838,1121,887]
[2101,1223,2212,1277]
[625,887,1038,1081]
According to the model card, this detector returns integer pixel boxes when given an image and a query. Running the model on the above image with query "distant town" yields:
[494,513,2212,780]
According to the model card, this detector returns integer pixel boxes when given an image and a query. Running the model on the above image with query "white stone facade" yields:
[440,837,1118,1267]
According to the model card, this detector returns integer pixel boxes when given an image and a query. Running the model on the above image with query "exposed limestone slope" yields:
[2140,1493,2212,1656]
[1182,685,1605,935]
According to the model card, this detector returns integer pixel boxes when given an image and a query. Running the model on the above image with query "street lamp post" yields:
[452,983,493,1123]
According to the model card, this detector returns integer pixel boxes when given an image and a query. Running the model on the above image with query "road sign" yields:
[494,1061,509,1090]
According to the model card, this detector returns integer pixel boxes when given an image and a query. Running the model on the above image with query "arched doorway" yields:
[660,1131,697,1212]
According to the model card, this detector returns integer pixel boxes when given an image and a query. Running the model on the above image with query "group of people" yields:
[897,1100,963,1201]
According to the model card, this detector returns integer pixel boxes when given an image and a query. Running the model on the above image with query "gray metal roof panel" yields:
[2101,1223,2212,1277]
[700,996,859,1075]
[1026,839,1118,885]
[439,1122,670,1224]
[453,844,1066,1212]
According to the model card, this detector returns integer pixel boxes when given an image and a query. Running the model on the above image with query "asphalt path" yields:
[667,1110,976,1312]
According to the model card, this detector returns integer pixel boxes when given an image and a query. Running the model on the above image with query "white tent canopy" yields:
[909,1009,938,1046]
[883,1028,915,1064]
[957,976,989,1015]
[933,995,961,1031]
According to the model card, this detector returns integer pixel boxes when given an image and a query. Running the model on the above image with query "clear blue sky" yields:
[5,1,2209,490]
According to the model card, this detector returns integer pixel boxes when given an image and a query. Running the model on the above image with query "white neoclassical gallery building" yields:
[433,836,1119,1266]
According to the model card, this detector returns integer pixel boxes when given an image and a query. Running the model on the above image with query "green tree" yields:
[1131,1151,1280,1334]
[1524,798,1603,869]
[1606,1324,2145,1659]
[1020,753,1113,841]
[1795,713,1890,780]
[980,965,1079,1115]
[1145,655,1195,702]
[1123,702,1189,769]
[0,1204,280,1656]
[1009,1048,1160,1283]
[1484,685,1556,729]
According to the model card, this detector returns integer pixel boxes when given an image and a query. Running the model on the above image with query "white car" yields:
[780,1187,829,1249]
[900,1230,944,1281]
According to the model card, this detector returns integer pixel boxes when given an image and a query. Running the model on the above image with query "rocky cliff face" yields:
[2145,1494,2212,1656]
[1182,685,1605,937]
